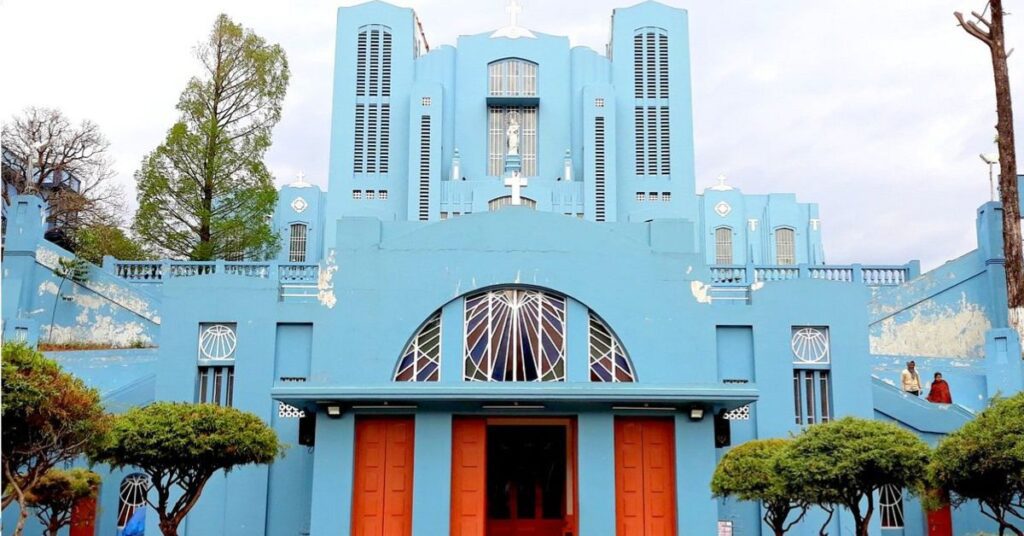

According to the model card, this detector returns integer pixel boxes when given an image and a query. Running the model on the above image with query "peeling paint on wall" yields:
[44,315,152,347]
[690,280,712,304]
[318,250,339,308]
[870,293,991,358]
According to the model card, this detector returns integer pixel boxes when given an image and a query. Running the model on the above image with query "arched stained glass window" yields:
[464,288,566,381]
[394,311,441,381]
[117,473,150,530]
[589,313,635,382]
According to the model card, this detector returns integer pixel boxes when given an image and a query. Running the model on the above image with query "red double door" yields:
[614,418,678,536]
[351,417,415,536]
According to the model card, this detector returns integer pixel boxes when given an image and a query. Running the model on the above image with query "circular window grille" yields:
[199,324,237,360]
[117,473,151,528]
[791,327,829,364]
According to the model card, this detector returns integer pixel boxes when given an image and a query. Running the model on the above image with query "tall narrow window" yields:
[289,223,307,262]
[197,323,236,407]
[775,228,796,265]
[715,227,733,264]
[488,59,538,97]
[633,27,670,177]
[487,106,537,176]
[594,116,606,221]
[419,115,431,220]
[353,25,392,175]
[793,370,831,425]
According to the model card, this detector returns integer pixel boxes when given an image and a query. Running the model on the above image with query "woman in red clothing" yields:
[927,372,953,404]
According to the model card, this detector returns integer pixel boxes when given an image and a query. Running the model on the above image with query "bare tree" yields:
[2,107,124,235]
[955,2,1021,340]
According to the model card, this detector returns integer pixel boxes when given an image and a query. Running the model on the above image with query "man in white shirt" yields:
[901,360,922,396]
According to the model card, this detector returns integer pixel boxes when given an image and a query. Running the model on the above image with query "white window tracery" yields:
[464,288,566,382]
[488,58,538,97]
[394,311,441,381]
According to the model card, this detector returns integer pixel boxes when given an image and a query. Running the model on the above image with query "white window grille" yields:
[366,190,375,200]
[394,311,441,381]
[715,227,733,265]
[589,313,635,382]
[880,485,905,528]
[278,402,306,418]
[487,106,538,176]
[289,223,307,263]
[488,58,538,96]
[488,196,537,211]
[662,192,671,202]
[379,190,388,200]
[723,404,750,420]
[117,473,151,529]
[421,96,431,106]
[775,227,796,265]
[198,323,236,360]
[648,192,658,202]
[791,327,830,364]
[633,27,670,177]
[595,97,605,108]
[793,369,831,425]
[352,190,362,200]
[464,288,566,382]
[636,192,645,202]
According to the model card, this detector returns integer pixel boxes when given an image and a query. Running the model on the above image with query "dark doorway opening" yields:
[486,424,569,536]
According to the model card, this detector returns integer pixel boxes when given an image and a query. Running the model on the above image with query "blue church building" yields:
[3,1,1023,535]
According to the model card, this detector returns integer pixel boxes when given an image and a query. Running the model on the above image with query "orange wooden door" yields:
[352,417,415,536]
[615,418,677,536]
[450,417,487,536]
[69,495,97,536]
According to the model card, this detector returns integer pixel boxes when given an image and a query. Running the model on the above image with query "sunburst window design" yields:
[198,323,237,360]
[589,313,635,382]
[394,311,441,381]
[464,288,566,381]
[791,327,829,364]
[117,473,151,528]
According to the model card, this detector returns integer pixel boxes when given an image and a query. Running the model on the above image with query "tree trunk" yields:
[14,500,30,536]
[159,518,180,536]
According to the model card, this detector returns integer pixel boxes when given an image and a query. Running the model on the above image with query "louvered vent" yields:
[353,25,392,175]
[418,115,431,221]
[632,28,670,177]
[594,116,607,222]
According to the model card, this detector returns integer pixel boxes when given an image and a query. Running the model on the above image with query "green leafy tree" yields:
[779,417,931,536]
[133,13,288,260]
[25,467,101,536]
[1,343,110,536]
[45,256,90,344]
[73,224,153,264]
[929,393,1024,535]
[711,439,807,535]
[93,402,282,536]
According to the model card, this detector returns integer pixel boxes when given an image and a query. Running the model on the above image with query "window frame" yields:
[774,227,797,265]
[288,222,308,263]
[714,226,733,264]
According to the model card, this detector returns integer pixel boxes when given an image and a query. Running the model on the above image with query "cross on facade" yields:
[506,0,522,29]
[504,171,528,205]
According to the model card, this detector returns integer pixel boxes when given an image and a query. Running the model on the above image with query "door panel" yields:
[615,418,677,536]
[352,417,414,536]
[69,496,97,536]
[451,418,487,536]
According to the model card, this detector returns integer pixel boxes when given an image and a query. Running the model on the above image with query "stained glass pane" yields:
[463,288,566,382]
[588,313,635,382]
[394,311,442,382]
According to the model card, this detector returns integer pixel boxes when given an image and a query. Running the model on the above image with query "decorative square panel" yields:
[291,197,308,213]
[714,201,732,217]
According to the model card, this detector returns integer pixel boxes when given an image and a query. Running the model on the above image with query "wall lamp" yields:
[324,404,343,419]
[688,406,705,421]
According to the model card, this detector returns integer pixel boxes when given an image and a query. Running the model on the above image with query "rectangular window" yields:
[366,190,375,200]
[352,190,362,200]
[421,96,431,106]
[793,369,832,425]
[379,190,388,200]
[648,192,658,201]
[595,97,605,108]
[715,227,733,264]
[662,192,671,202]
[419,115,431,220]
[197,365,234,406]
[775,228,796,265]
[289,223,307,263]
[636,192,645,202]
[487,106,538,177]
[594,116,606,222]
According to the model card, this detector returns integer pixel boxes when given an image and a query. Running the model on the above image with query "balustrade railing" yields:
[709,263,913,287]
[108,260,321,296]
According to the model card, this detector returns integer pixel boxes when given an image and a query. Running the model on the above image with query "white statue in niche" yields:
[506,114,520,156]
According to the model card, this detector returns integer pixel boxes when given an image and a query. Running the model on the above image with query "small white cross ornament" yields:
[504,171,529,205]
[506,0,522,28]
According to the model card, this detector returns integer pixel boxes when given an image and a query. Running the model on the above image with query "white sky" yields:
[1,0,1021,269]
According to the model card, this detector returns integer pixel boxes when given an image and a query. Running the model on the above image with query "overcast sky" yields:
[1,0,1021,269]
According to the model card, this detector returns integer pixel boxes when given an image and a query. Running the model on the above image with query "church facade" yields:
[3,1,1023,535]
